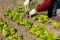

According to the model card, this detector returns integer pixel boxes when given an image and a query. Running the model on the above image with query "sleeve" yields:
[36,0,51,12]
[29,0,32,2]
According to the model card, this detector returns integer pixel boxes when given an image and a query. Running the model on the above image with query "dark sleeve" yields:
[29,0,32,2]
[36,0,51,12]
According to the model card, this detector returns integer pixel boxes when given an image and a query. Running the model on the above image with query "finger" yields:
[26,5,28,9]
[25,5,28,11]
[24,3,27,8]
[24,5,27,11]
[26,4,29,11]
[25,4,27,9]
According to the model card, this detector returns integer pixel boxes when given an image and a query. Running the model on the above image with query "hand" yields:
[24,0,30,11]
[29,9,36,16]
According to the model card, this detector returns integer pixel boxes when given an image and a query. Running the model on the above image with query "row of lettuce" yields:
[2,5,60,40]
[0,18,60,40]
[33,14,60,29]
[0,19,23,40]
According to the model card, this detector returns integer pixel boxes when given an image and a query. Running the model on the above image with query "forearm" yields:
[36,0,51,12]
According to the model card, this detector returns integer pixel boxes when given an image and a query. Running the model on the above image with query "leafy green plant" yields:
[52,21,60,29]
[33,14,50,24]
[33,14,40,20]
[22,19,32,29]
[9,34,23,40]
[0,20,7,30]
[50,34,59,40]
[4,9,12,16]
[30,25,60,40]
[57,35,60,40]
[2,26,15,36]
[15,5,26,13]
[47,34,60,40]
[30,25,48,38]
[0,19,16,37]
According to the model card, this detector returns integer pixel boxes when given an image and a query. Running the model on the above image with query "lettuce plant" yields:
[33,14,50,24]
[15,5,25,13]
[9,34,23,40]
[3,26,15,36]
[52,21,60,29]
[0,20,7,30]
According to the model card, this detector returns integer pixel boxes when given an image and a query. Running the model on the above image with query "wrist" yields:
[33,9,36,13]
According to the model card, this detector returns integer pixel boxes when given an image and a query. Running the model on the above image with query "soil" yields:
[0,0,60,40]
